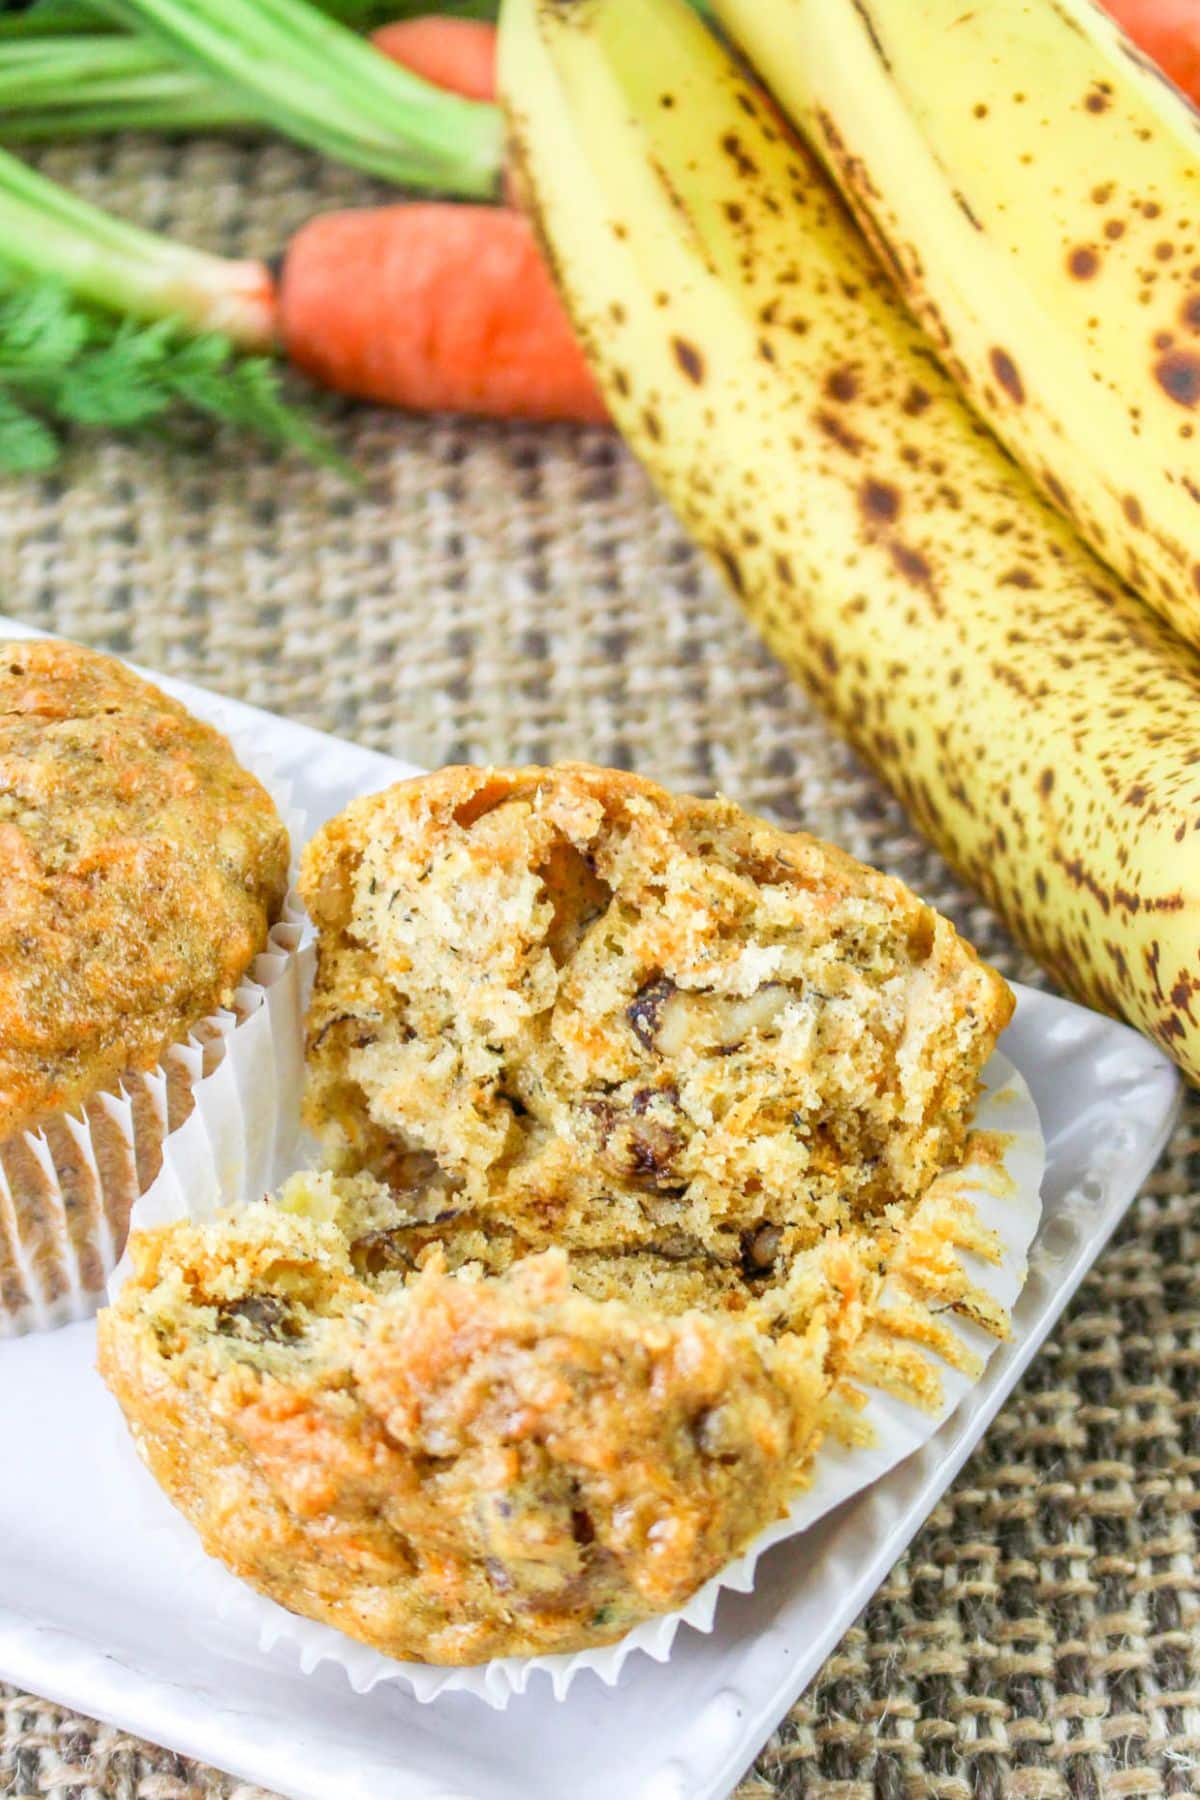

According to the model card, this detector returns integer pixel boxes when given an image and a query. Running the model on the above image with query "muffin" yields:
[0,638,289,1323]
[100,763,1014,1662]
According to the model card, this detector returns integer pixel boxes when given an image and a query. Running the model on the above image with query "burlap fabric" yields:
[1,132,1197,1800]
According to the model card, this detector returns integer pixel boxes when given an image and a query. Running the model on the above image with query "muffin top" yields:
[0,638,290,1138]
[99,1167,830,1662]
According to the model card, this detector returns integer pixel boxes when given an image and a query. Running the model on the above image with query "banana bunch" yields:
[712,0,1200,650]
[498,0,1200,1082]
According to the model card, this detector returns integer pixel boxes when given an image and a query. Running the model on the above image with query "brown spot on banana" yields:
[1154,350,1200,407]
[1147,943,1165,1006]
[720,132,759,178]
[671,338,705,383]
[816,410,864,455]
[954,190,983,231]
[889,542,936,592]
[1170,974,1200,1026]
[859,478,900,521]
[714,545,745,594]
[1043,471,1073,514]
[1067,247,1100,280]
[989,349,1024,403]
[825,366,859,401]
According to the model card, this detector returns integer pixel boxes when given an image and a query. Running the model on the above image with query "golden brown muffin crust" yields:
[98,1146,1016,1663]
[97,1173,838,1663]
[0,639,289,1138]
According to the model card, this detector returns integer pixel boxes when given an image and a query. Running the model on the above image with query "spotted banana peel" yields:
[498,0,1200,1081]
[711,0,1200,651]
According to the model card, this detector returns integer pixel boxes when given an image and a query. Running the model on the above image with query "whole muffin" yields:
[102,764,1015,1663]
[0,638,289,1317]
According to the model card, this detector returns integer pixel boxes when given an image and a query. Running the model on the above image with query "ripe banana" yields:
[711,0,1200,649]
[498,0,1200,1081]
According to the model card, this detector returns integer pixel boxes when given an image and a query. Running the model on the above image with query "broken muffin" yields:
[100,763,1015,1663]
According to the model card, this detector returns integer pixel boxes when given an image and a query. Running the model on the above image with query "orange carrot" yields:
[1102,1,1200,105]
[371,17,497,102]
[279,204,608,424]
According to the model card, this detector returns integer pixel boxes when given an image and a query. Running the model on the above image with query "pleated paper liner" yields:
[0,708,307,1338]
[108,1047,1045,1709]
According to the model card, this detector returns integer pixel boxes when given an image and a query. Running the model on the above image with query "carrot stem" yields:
[0,94,250,139]
[0,4,120,36]
[0,146,276,348]
[0,36,251,135]
[0,10,502,140]
[0,40,175,98]
[93,0,503,195]
[0,0,466,34]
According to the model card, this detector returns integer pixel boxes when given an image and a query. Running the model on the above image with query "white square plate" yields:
[0,621,1181,1800]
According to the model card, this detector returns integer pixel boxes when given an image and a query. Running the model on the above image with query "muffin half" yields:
[301,764,1012,1266]
[98,1168,846,1663]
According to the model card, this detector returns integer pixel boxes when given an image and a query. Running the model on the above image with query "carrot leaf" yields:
[0,272,349,474]
[0,277,89,364]
[0,390,61,473]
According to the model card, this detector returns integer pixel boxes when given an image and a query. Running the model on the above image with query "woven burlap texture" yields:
[1,132,1197,1800]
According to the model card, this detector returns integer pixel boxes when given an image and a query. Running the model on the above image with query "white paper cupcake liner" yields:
[0,701,307,1339]
[109,1045,1044,1709]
